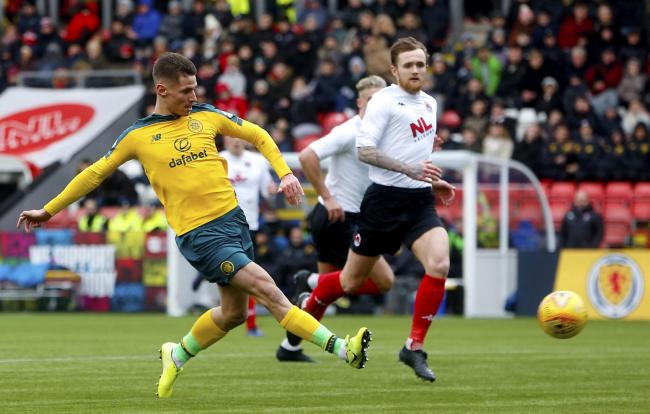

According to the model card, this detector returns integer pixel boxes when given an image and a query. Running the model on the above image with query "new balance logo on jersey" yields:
[169,149,208,168]
[410,117,434,139]
[398,102,405,106]
[151,134,161,142]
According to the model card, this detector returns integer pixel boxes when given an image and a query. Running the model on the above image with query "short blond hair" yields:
[356,75,387,93]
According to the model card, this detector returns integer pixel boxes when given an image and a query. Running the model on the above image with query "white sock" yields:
[405,338,414,351]
[171,345,186,368]
[280,338,302,351]
[307,273,320,290]
[338,339,348,361]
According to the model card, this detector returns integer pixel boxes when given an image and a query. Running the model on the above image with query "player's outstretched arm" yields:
[357,146,443,183]
[277,173,304,206]
[299,148,344,222]
[17,209,52,233]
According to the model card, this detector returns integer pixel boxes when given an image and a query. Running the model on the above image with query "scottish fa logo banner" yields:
[587,254,644,319]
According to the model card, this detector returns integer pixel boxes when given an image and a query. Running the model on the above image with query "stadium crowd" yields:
[2,0,649,254]
[1,0,647,181]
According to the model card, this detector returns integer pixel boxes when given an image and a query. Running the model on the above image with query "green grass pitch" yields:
[1,314,648,413]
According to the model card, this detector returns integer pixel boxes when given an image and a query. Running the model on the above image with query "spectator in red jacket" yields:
[65,4,100,44]
[558,2,593,49]
[214,83,249,118]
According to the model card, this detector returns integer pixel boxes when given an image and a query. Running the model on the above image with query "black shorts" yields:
[308,202,359,268]
[351,183,443,257]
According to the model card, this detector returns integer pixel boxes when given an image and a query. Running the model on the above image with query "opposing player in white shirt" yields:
[194,136,276,336]
[302,37,455,382]
[276,75,394,362]
[220,136,274,234]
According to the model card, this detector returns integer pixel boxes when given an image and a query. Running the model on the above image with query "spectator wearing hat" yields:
[537,76,562,115]
[132,0,161,46]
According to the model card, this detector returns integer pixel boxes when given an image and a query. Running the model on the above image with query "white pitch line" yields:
[0,353,249,364]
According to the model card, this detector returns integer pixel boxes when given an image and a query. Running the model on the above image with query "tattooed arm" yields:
[357,146,442,183]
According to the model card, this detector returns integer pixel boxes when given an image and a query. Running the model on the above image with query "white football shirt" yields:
[220,149,272,231]
[308,115,370,213]
[356,84,437,189]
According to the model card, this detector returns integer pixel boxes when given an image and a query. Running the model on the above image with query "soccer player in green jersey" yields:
[17,52,371,398]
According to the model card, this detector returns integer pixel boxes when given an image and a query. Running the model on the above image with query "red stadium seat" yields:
[549,182,576,204]
[634,182,650,201]
[604,204,632,223]
[293,134,320,152]
[606,182,633,200]
[605,182,633,209]
[320,112,348,134]
[603,222,630,247]
[632,201,650,222]
[510,184,538,211]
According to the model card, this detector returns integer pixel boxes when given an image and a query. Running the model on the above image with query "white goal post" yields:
[166,150,556,317]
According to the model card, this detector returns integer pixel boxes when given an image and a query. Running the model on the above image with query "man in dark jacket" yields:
[560,190,604,248]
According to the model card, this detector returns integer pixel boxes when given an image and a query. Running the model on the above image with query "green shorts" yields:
[175,206,254,285]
